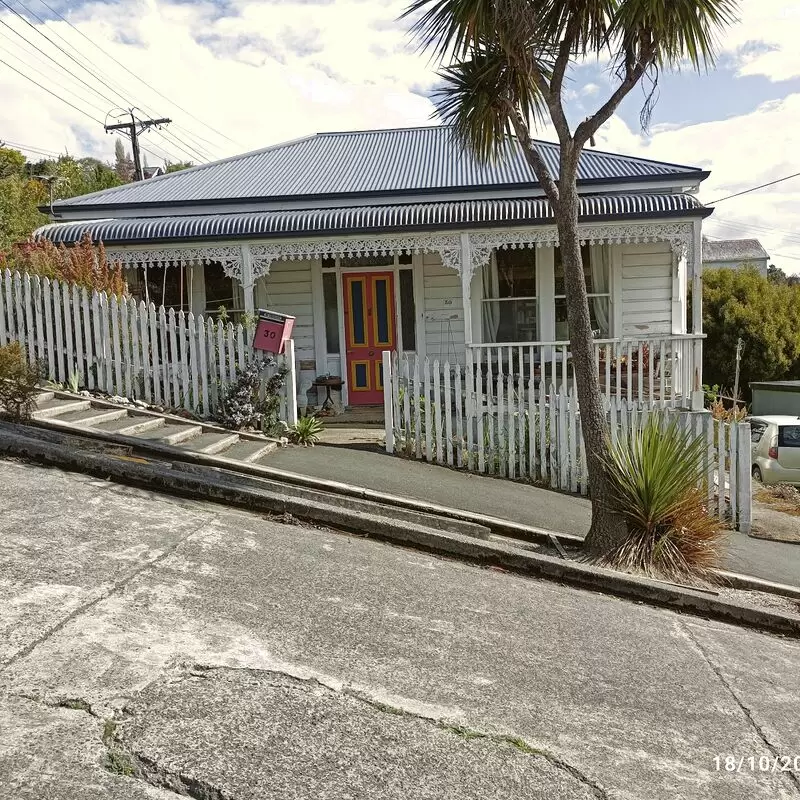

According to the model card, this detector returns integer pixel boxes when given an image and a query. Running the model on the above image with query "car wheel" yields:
[752,465,763,482]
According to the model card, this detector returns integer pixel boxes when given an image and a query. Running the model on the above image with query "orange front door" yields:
[343,272,395,405]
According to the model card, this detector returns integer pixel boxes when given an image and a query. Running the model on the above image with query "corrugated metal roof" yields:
[37,193,707,245]
[702,238,769,262]
[52,126,704,209]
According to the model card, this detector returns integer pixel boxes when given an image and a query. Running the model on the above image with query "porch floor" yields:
[314,405,384,426]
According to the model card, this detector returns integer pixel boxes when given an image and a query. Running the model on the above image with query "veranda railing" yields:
[468,333,704,408]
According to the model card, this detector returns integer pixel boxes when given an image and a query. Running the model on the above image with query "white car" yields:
[749,415,800,486]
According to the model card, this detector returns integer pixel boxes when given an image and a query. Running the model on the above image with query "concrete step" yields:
[92,415,166,436]
[136,424,203,445]
[216,439,277,463]
[35,391,55,404]
[48,407,129,427]
[178,431,240,455]
[33,398,92,420]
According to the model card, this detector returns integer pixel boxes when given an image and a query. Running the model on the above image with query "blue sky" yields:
[1,0,798,270]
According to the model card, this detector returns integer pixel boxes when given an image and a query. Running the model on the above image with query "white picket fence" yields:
[0,269,298,422]
[383,352,752,532]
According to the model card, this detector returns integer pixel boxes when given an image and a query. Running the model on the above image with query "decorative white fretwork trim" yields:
[249,234,462,279]
[106,246,244,279]
[467,222,694,275]
[105,222,695,284]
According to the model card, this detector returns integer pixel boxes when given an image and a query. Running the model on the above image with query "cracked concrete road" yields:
[1,460,800,800]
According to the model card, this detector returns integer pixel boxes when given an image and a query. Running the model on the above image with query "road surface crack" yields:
[181,664,608,798]
[681,622,800,794]
[0,516,218,674]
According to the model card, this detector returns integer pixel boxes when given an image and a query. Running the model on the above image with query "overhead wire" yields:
[0,55,104,125]
[11,0,225,161]
[30,0,244,149]
[0,0,210,164]
[707,171,800,204]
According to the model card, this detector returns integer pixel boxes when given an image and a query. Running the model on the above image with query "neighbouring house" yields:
[142,165,166,180]
[702,237,770,276]
[750,381,800,416]
[35,125,711,410]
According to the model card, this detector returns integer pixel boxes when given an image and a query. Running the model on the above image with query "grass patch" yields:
[105,750,134,777]
[756,484,800,517]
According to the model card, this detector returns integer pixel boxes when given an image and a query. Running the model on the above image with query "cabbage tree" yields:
[404,0,738,554]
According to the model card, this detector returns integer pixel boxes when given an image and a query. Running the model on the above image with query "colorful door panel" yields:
[343,272,395,405]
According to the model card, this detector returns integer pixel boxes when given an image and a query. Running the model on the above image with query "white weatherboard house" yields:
[37,126,711,410]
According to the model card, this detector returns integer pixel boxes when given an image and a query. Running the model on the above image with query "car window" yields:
[751,423,767,444]
[778,425,800,447]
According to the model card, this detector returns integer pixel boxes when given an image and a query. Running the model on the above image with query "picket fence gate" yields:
[383,352,752,532]
[0,269,298,423]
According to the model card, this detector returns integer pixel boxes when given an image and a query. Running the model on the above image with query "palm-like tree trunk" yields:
[556,151,627,553]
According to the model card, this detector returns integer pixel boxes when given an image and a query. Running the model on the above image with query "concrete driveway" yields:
[1,459,799,800]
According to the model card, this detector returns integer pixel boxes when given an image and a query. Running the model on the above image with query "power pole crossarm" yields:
[104,113,172,181]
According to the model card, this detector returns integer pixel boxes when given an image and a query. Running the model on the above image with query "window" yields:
[136,265,188,310]
[751,422,767,445]
[204,261,238,316]
[482,249,537,343]
[554,245,611,341]
[399,269,416,351]
[322,272,340,354]
[778,426,800,447]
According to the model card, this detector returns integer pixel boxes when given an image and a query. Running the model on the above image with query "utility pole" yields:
[104,111,170,181]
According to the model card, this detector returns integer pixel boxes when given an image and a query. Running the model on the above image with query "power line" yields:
[771,252,800,262]
[707,171,800,204]
[1,0,206,164]
[708,217,800,246]
[0,55,103,125]
[29,0,243,150]
[0,139,61,157]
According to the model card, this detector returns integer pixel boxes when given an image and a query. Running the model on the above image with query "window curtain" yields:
[482,260,499,343]
[590,246,610,337]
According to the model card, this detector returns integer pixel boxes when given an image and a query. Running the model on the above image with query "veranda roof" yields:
[37,192,709,246]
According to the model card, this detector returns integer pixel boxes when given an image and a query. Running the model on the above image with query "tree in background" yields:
[405,0,738,555]
[114,139,135,183]
[165,161,195,173]
[0,145,127,252]
[703,267,800,400]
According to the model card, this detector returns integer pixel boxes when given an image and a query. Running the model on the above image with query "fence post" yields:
[736,421,752,534]
[383,350,394,454]
[284,338,298,426]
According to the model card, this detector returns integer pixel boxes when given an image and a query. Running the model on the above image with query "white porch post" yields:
[240,244,255,315]
[460,233,473,346]
[691,220,704,407]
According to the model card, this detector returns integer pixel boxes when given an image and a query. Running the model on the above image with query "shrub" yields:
[0,232,127,296]
[212,357,288,434]
[289,415,324,446]
[0,341,42,420]
[597,414,726,582]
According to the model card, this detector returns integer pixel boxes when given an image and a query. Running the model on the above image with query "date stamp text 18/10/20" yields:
[713,755,800,773]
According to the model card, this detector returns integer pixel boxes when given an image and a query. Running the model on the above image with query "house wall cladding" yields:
[422,252,465,364]
[256,259,316,398]
[620,241,674,337]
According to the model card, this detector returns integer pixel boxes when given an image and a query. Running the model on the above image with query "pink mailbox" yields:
[252,309,295,354]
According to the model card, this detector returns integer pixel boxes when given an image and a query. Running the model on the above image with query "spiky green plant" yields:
[289,415,324,446]
[598,414,726,582]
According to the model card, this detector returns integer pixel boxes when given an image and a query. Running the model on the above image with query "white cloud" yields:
[0,0,436,164]
[591,94,800,272]
[720,0,800,80]
[1,0,799,271]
